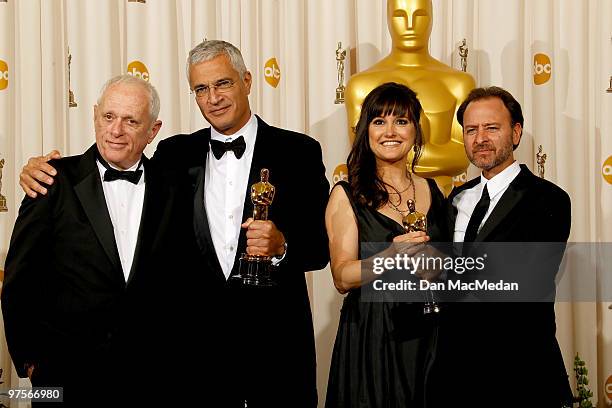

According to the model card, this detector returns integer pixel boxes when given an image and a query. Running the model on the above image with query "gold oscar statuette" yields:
[235,169,276,287]
[335,42,347,104]
[0,159,8,212]
[536,145,547,179]
[345,0,475,195]
[402,199,427,233]
[68,50,77,108]
[458,39,468,73]
[401,199,439,314]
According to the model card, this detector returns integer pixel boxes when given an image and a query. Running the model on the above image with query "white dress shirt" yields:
[453,161,521,242]
[205,114,258,279]
[97,159,145,281]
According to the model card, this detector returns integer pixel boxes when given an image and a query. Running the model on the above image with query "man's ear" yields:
[243,71,252,95]
[147,120,163,144]
[512,122,522,147]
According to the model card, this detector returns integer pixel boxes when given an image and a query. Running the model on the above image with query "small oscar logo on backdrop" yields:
[127,61,149,82]
[533,53,552,85]
[333,164,348,184]
[264,57,280,88]
[603,156,612,185]
[605,374,612,402]
[0,59,8,91]
[453,172,467,187]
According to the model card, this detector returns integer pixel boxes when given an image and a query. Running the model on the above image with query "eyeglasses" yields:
[191,79,236,98]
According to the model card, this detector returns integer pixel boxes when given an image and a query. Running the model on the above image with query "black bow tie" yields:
[96,151,143,184]
[210,136,246,160]
[104,168,143,184]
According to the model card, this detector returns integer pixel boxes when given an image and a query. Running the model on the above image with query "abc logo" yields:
[333,164,348,184]
[603,156,612,185]
[453,172,467,187]
[0,59,8,91]
[264,57,280,88]
[127,61,149,82]
[533,53,552,85]
[605,374,612,400]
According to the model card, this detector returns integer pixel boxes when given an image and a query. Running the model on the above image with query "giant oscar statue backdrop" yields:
[345,0,475,195]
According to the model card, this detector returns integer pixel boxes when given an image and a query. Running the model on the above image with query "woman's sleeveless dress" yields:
[325,179,449,408]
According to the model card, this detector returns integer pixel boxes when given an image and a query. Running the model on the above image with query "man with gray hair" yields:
[19,40,329,407]
[154,39,329,407]
[2,74,197,405]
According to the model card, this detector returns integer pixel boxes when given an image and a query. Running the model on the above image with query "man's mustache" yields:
[472,143,495,153]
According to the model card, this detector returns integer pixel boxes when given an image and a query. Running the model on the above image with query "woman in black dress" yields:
[325,82,449,407]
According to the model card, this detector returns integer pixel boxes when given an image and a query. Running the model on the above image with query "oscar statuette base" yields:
[233,254,275,287]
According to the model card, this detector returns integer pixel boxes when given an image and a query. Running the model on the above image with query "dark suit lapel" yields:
[191,165,225,277]
[448,177,481,240]
[126,157,160,285]
[475,166,530,242]
[231,116,272,275]
[73,145,123,283]
[188,129,226,282]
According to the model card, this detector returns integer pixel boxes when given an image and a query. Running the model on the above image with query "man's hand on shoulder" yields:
[25,362,36,380]
[19,150,62,198]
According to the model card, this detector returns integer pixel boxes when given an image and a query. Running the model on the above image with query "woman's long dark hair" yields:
[347,82,424,209]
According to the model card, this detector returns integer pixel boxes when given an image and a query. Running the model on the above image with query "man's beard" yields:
[469,141,513,171]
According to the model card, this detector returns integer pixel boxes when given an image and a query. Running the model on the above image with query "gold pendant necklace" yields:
[386,172,427,233]
[387,171,415,214]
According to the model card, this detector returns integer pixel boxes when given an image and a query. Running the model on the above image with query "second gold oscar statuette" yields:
[234,169,277,287]
[402,200,439,314]
[335,42,346,104]
[0,158,7,212]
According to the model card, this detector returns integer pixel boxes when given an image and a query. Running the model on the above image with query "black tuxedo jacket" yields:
[153,116,330,406]
[435,164,573,407]
[1,145,197,397]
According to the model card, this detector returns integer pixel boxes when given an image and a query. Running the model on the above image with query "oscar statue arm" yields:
[345,71,381,143]
[448,72,476,146]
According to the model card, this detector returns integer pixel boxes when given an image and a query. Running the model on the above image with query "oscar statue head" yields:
[387,0,433,52]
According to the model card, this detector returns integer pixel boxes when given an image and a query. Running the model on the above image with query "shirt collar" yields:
[210,113,257,143]
[478,160,521,199]
[96,157,142,172]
